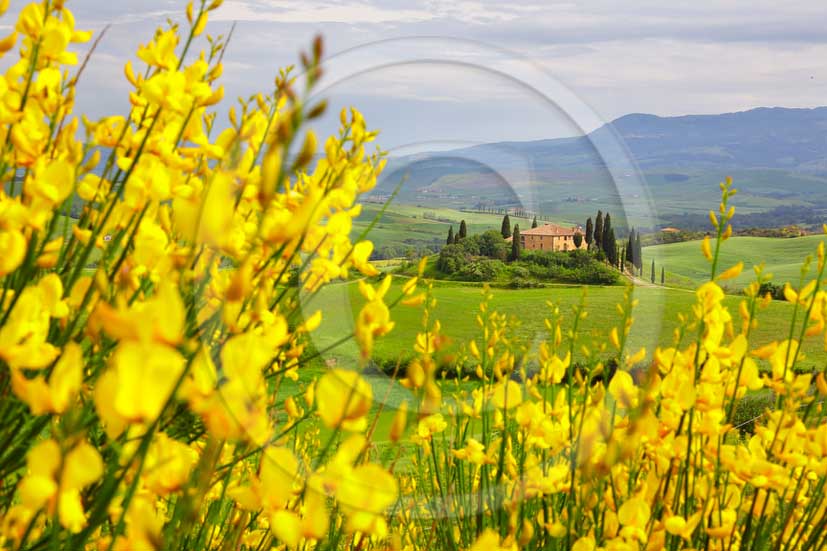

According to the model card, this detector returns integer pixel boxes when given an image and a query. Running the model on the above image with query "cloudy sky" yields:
[14,0,827,152]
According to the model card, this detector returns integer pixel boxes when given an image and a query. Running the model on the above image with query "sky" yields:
[10,0,827,153]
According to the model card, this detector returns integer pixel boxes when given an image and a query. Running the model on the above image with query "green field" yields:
[304,279,827,371]
[644,234,827,289]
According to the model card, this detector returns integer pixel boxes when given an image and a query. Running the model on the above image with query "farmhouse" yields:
[513,223,585,252]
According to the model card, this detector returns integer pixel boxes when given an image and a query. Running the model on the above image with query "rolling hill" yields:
[374,106,827,230]
[643,234,827,288]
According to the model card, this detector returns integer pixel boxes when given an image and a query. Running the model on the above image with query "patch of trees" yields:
[437,230,510,275]
[517,250,619,285]
[373,244,437,260]
[436,229,618,285]
[756,282,785,301]
[665,206,825,232]
[646,225,809,247]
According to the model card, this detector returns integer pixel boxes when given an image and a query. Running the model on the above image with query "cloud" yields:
[212,1,434,24]
[9,0,826,146]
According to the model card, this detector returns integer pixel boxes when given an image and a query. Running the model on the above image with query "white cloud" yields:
[212,1,434,24]
[11,0,827,145]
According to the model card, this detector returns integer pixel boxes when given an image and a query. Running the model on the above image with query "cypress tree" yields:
[501,215,511,238]
[458,220,467,240]
[510,225,521,261]
[635,232,642,271]
[601,213,613,255]
[594,211,603,251]
[585,217,593,249]
[661,266,665,285]
[446,226,454,245]
[604,228,616,266]
[651,259,656,283]
[573,232,583,248]
[532,216,538,229]
[626,229,635,264]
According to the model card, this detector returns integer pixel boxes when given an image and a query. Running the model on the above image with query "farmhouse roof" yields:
[520,223,581,237]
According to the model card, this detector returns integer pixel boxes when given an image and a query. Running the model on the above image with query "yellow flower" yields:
[717,261,743,281]
[17,439,102,533]
[141,433,199,496]
[15,3,43,38]
[0,228,26,275]
[452,438,491,465]
[136,28,179,69]
[664,515,686,535]
[665,510,702,540]
[706,508,737,539]
[27,159,74,206]
[269,490,328,547]
[35,236,63,268]
[109,341,185,423]
[571,535,596,551]
[336,463,397,537]
[617,496,650,542]
[18,439,60,512]
[539,347,570,384]
[416,413,447,440]
[490,379,523,410]
[389,401,408,442]
[354,277,395,358]
[0,277,65,369]
[257,446,300,511]
[469,529,516,551]
[315,369,373,431]
[608,370,638,409]
[701,235,712,260]
[10,342,82,415]
[351,240,379,276]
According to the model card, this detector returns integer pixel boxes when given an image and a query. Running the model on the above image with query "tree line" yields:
[584,211,667,284]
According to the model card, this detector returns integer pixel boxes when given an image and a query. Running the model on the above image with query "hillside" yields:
[600,107,827,171]
[374,106,827,230]
[643,234,827,288]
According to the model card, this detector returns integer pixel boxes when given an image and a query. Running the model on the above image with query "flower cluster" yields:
[0,1,402,549]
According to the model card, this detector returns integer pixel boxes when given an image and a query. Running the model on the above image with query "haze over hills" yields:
[375,106,827,230]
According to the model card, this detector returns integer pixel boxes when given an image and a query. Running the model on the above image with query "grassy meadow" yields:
[644,234,827,288]
[306,278,827,370]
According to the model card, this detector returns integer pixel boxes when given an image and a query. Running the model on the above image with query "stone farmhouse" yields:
[507,223,585,252]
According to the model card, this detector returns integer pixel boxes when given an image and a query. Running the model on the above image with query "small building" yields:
[512,223,586,252]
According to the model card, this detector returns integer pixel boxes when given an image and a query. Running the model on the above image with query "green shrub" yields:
[757,282,785,300]
[732,391,775,436]
[458,259,505,281]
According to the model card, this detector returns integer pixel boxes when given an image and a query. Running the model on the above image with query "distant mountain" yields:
[597,106,827,171]
[375,106,827,229]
